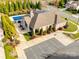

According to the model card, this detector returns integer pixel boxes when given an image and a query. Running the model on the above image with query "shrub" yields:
[52,27,54,31]
[49,2,54,5]
[39,28,43,35]
[63,25,68,29]
[47,25,52,34]
[15,40,20,45]
[47,29,50,34]
[49,25,52,32]
[43,31,47,35]
[31,36,36,39]
[2,38,7,43]
[35,29,39,35]
[31,30,35,36]
[66,8,78,14]
[45,27,50,34]
[58,27,63,30]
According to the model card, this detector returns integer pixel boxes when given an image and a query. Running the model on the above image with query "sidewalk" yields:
[16,28,27,59]
[16,27,26,43]
[0,42,5,59]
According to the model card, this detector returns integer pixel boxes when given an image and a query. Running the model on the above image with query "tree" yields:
[74,0,78,1]
[0,0,42,15]
[39,28,43,35]
[59,0,67,8]
[0,3,4,13]
[30,2,35,9]
[1,15,17,39]
[31,30,34,36]
[35,29,39,35]
[49,25,52,32]
[26,1,30,9]
[4,1,9,14]
[18,0,23,10]
[35,1,41,9]
[14,2,19,11]
[5,15,15,27]
[9,2,14,12]
[4,5,9,14]
[23,0,27,9]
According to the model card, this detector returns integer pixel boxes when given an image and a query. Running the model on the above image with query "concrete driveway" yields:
[24,38,64,59]
[46,40,79,59]
[0,42,5,59]
[24,37,79,59]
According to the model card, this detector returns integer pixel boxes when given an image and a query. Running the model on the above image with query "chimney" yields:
[30,10,35,18]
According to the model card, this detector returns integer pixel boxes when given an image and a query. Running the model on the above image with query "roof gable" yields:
[29,9,65,29]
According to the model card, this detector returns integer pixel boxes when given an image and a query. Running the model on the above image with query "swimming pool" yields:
[12,15,23,21]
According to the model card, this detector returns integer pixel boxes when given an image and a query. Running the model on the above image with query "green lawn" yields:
[23,33,31,41]
[64,33,79,39]
[61,17,79,39]
[72,33,79,39]
[63,21,78,32]
[63,10,72,15]
[4,44,16,59]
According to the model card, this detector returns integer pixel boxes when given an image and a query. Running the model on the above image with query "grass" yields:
[72,33,79,39]
[63,21,77,32]
[64,10,72,15]
[23,33,31,41]
[64,33,79,39]
[4,44,16,59]
[62,17,79,39]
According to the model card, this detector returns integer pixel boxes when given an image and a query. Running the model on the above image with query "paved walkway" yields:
[16,27,26,43]
[54,31,74,46]
[16,28,27,59]
[0,42,5,59]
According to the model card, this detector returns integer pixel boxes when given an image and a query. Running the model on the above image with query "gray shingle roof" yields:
[29,9,65,29]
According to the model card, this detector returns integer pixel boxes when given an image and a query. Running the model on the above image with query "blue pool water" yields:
[12,15,23,21]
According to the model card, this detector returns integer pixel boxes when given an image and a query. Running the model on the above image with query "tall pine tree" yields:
[1,15,18,39]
